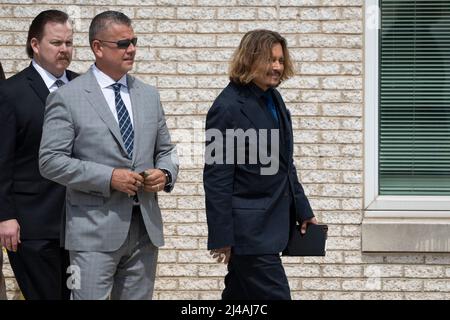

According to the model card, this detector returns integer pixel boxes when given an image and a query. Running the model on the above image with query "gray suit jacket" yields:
[39,69,178,252]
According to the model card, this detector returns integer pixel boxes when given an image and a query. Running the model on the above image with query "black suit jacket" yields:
[0,65,78,239]
[203,82,314,255]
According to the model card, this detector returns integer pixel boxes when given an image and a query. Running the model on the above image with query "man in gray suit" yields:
[39,11,178,300]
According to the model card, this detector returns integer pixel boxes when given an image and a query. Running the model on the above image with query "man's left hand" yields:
[142,169,167,193]
[300,217,318,234]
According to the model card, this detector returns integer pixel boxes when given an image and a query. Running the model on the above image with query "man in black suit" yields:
[0,10,77,300]
[204,29,317,300]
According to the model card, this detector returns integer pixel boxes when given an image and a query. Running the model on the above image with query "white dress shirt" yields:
[91,64,134,124]
[32,59,68,93]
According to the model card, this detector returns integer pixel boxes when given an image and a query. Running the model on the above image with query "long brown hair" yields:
[229,29,294,85]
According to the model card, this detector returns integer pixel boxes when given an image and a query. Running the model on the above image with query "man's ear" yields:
[91,40,102,58]
[30,38,40,56]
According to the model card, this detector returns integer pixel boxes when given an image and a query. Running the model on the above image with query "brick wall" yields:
[1,0,449,300]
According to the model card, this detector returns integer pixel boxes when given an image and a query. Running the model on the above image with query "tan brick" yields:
[177,7,216,20]
[404,266,445,278]
[404,292,446,300]
[179,278,219,290]
[164,237,199,250]
[158,291,200,300]
[303,251,344,264]
[176,35,216,48]
[322,49,362,62]
[136,7,176,19]
[258,7,278,20]
[154,278,179,290]
[322,292,361,300]
[424,280,450,292]
[217,8,256,20]
[284,265,321,277]
[341,35,363,48]
[341,198,362,210]
[322,265,362,277]
[300,8,340,20]
[158,264,198,277]
[302,279,341,290]
[298,35,339,48]
[158,249,178,263]
[326,237,360,250]
[301,170,341,183]
[280,0,321,6]
[322,21,362,34]
[321,212,362,224]
[342,279,381,291]
[362,292,404,300]
[177,224,208,236]
[280,21,321,34]
[383,279,423,292]
[198,264,228,277]
[364,265,403,278]
[343,252,384,264]
[292,290,321,300]
[197,21,237,33]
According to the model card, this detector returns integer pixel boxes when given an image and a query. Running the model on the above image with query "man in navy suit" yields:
[203,29,317,300]
[0,10,77,299]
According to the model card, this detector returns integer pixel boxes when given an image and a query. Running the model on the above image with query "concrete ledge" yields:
[362,217,450,252]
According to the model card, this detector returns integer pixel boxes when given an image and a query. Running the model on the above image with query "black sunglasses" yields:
[96,37,138,49]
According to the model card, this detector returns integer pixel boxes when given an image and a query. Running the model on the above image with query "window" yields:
[363,0,450,252]
[379,0,450,196]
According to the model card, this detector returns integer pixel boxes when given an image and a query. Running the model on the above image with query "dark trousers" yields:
[7,239,70,300]
[222,254,291,300]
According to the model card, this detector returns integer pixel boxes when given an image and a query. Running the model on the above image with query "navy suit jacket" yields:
[0,65,77,239]
[203,82,314,255]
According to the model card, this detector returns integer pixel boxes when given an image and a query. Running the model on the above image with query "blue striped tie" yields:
[112,83,134,158]
[54,79,65,87]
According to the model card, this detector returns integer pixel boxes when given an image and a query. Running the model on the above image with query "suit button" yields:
[284,192,289,196]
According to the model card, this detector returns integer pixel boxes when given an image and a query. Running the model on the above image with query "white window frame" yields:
[363,0,450,252]
[364,0,450,216]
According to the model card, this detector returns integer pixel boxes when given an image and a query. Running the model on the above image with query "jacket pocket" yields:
[67,190,104,206]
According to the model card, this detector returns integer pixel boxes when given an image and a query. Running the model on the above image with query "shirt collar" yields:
[32,59,68,89]
[249,81,273,99]
[91,64,128,89]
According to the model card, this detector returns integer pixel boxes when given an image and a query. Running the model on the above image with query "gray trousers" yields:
[0,249,6,300]
[69,207,158,300]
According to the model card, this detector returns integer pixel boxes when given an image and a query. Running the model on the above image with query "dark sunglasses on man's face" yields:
[97,37,138,49]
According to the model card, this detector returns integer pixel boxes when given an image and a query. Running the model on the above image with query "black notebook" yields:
[282,224,328,256]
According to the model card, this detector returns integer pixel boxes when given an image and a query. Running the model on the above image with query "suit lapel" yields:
[127,75,141,164]
[26,66,49,105]
[273,89,293,160]
[237,86,275,130]
[66,70,78,81]
[83,70,128,156]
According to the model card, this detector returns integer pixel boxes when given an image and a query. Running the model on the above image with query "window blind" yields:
[379,0,450,195]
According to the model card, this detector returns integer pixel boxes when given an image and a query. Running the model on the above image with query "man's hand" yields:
[210,246,231,264]
[0,219,21,252]
[300,216,318,234]
[142,169,167,193]
[111,169,144,196]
